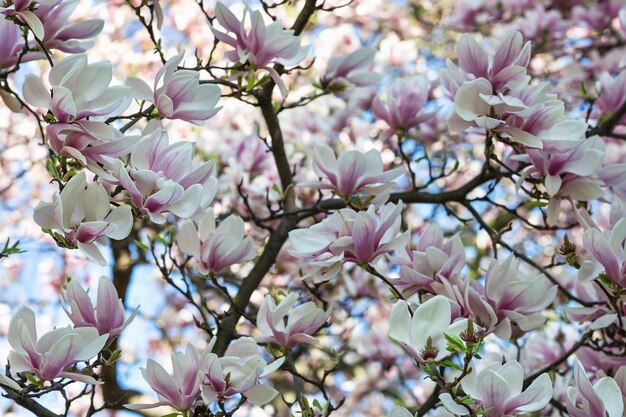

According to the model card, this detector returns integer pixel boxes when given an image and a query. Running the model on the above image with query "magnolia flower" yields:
[440,361,553,417]
[289,202,408,282]
[581,218,626,287]
[34,0,104,53]
[302,144,404,206]
[45,121,139,172]
[210,2,308,96]
[127,51,222,124]
[23,54,131,123]
[113,125,217,224]
[126,344,203,412]
[177,209,257,274]
[388,295,468,363]
[256,293,330,348]
[391,224,465,295]
[201,337,284,406]
[482,256,557,339]
[0,18,41,69]
[320,48,381,92]
[0,0,55,39]
[7,306,108,384]
[566,359,624,417]
[372,76,434,133]
[61,276,138,339]
[33,172,133,266]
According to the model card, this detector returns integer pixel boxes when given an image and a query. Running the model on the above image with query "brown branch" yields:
[2,388,61,417]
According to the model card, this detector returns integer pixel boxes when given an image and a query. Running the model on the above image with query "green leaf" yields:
[444,333,466,353]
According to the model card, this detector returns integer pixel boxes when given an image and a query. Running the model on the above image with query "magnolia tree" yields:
[1,0,626,416]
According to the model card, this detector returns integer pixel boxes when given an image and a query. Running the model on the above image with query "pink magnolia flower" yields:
[201,337,284,406]
[581,218,626,287]
[0,0,55,40]
[112,125,217,224]
[22,54,131,123]
[481,256,557,338]
[566,359,624,417]
[61,276,138,339]
[45,121,139,173]
[33,172,133,266]
[388,295,469,363]
[126,344,203,412]
[440,361,553,417]
[596,71,626,126]
[391,224,465,295]
[210,2,308,96]
[34,0,103,53]
[441,31,530,98]
[302,144,404,206]
[255,293,330,348]
[7,306,108,384]
[176,209,257,274]
[289,202,408,282]
[0,18,42,69]
[372,75,434,133]
[320,47,382,93]
[127,51,222,124]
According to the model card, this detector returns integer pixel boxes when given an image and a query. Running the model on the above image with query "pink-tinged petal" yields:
[75,221,108,242]
[261,357,284,377]
[215,2,242,34]
[50,54,87,86]
[457,34,488,78]
[8,306,37,352]
[142,360,181,406]
[51,86,77,122]
[57,19,103,41]
[95,277,124,334]
[33,201,59,229]
[0,375,22,391]
[41,334,83,379]
[584,228,621,282]
[499,127,543,148]
[478,370,510,414]
[508,373,553,412]
[454,78,492,121]
[58,371,101,385]
[412,295,452,350]
[177,220,202,258]
[244,384,278,406]
[22,74,51,108]
[65,280,97,325]
[225,337,259,358]
[492,31,524,75]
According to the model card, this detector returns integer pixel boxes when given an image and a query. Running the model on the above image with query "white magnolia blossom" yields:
[33,172,133,265]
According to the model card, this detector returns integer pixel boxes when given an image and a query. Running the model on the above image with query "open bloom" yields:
[482,256,557,338]
[7,306,108,384]
[34,0,104,53]
[256,293,330,348]
[0,0,55,39]
[389,295,468,363]
[320,48,381,93]
[0,18,41,69]
[22,54,131,123]
[372,76,434,133]
[289,202,408,282]
[126,344,203,412]
[302,144,404,206]
[127,51,222,124]
[177,209,257,274]
[581,218,626,287]
[201,337,284,406]
[391,224,465,295]
[113,125,217,224]
[45,121,139,173]
[33,172,133,266]
[62,276,138,339]
[440,361,553,417]
[566,359,623,417]
[210,2,307,96]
